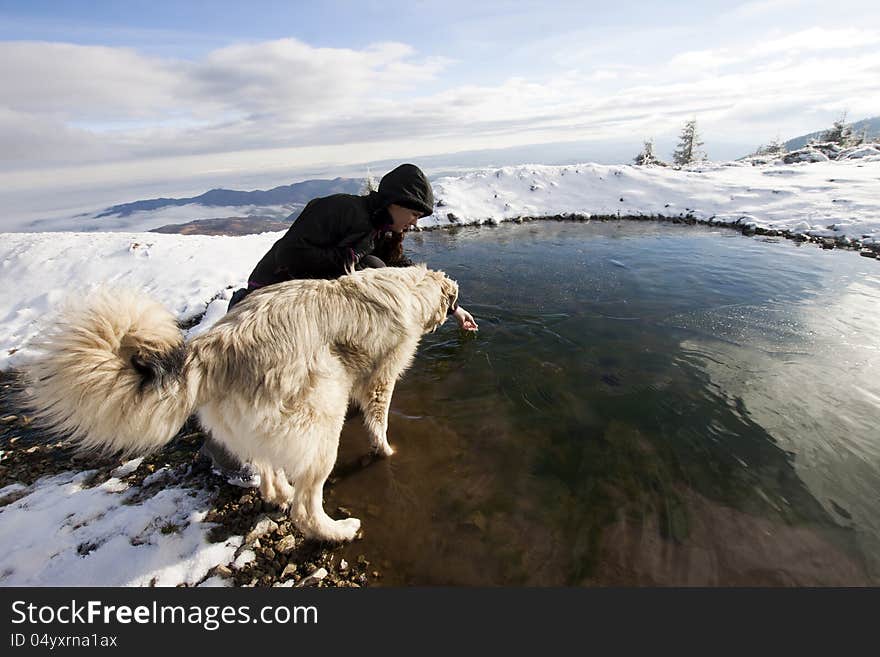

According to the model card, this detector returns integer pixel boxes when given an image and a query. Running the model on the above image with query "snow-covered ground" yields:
[1,157,879,586]
[425,158,880,246]
[0,464,242,586]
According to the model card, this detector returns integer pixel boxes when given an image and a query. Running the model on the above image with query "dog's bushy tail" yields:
[24,289,202,456]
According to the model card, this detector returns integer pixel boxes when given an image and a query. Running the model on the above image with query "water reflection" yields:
[331,222,880,585]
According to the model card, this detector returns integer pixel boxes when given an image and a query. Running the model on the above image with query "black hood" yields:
[377,164,434,217]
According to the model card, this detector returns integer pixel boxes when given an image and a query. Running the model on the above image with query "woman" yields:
[206,163,478,485]
[228,163,477,330]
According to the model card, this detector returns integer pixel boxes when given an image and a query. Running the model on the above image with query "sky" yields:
[1,0,879,220]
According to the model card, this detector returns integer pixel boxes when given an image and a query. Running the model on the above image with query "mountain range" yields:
[98,177,363,218]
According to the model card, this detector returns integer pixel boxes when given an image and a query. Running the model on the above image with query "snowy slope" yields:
[424,159,880,246]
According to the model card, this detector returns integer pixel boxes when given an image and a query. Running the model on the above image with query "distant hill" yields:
[149,216,292,236]
[96,177,363,218]
[784,116,880,151]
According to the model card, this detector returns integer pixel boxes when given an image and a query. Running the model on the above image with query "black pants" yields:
[227,287,251,312]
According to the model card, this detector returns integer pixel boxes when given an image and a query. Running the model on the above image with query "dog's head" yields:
[423,268,459,332]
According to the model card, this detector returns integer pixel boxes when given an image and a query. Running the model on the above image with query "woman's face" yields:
[388,204,422,232]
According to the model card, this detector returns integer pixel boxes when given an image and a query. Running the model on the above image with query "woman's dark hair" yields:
[373,230,412,266]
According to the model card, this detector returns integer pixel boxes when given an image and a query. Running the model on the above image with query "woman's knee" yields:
[358,255,386,269]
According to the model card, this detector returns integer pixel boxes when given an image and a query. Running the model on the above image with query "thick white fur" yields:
[26,265,459,542]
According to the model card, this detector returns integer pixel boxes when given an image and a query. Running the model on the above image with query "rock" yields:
[339,559,349,572]
[296,567,328,587]
[212,565,233,578]
[782,147,830,164]
[245,516,278,544]
[280,563,299,580]
[467,511,487,532]
[275,535,298,554]
[860,250,877,258]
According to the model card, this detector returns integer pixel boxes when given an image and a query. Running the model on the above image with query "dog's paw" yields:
[372,442,394,458]
[333,517,361,542]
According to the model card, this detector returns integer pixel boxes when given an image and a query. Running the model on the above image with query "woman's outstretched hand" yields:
[453,306,478,332]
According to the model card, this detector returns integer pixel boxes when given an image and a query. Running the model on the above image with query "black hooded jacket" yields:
[246,164,434,286]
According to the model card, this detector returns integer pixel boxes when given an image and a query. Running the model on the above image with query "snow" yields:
[0,465,242,586]
[1,156,880,587]
[422,159,880,249]
[0,231,280,369]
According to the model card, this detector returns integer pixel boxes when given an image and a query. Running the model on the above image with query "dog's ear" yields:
[420,269,459,331]
[441,276,459,313]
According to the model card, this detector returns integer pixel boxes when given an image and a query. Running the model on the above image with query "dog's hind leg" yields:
[279,371,361,542]
[286,432,361,542]
[256,464,294,509]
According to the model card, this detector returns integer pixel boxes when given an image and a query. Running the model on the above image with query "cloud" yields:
[189,39,450,120]
[0,107,112,163]
[2,28,879,196]
[0,42,183,119]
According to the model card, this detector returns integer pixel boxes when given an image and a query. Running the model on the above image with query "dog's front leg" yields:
[362,377,395,457]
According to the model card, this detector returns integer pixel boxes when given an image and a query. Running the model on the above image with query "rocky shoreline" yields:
[0,372,379,588]
[420,212,880,258]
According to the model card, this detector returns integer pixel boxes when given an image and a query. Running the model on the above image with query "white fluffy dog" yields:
[25,265,459,542]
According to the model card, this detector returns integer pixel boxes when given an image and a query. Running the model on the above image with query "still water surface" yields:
[332,221,880,585]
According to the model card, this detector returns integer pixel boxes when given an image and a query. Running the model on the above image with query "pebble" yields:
[245,516,279,544]
[296,567,328,587]
[280,563,299,580]
[213,565,233,578]
[339,559,349,572]
[467,511,487,532]
[275,535,298,554]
